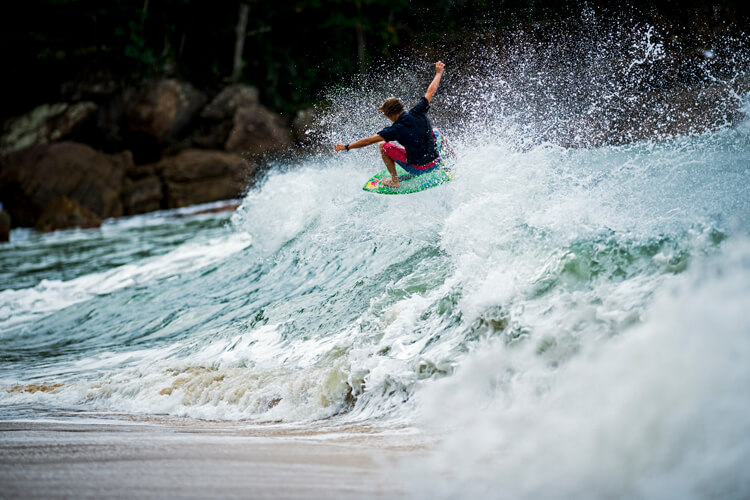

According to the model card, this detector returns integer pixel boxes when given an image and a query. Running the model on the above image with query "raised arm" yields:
[334,135,383,153]
[424,61,445,102]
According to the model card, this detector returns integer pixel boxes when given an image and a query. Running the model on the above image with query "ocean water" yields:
[2,20,750,499]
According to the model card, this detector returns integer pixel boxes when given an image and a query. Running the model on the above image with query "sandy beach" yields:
[0,415,424,499]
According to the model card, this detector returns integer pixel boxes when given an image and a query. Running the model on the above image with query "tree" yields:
[231,2,250,82]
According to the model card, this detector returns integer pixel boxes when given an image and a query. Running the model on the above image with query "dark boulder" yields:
[123,80,206,162]
[124,79,206,143]
[81,86,139,154]
[122,176,164,215]
[0,102,97,154]
[35,197,101,232]
[225,105,292,156]
[200,84,259,121]
[191,120,235,150]
[0,142,132,227]
[194,84,291,155]
[155,149,254,208]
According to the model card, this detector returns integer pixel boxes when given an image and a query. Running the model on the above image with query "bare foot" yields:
[382,177,401,188]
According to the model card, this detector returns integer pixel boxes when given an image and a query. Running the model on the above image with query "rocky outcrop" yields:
[2,79,292,164]
[83,87,139,154]
[0,102,97,154]
[124,80,206,144]
[193,84,260,150]
[225,105,292,155]
[35,197,101,232]
[0,142,132,227]
[0,80,295,232]
[194,84,291,156]
[0,142,258,229]
[200,84,259,121]
[122,175,164,215]
[120,148,255,213]
[155,149,254,208]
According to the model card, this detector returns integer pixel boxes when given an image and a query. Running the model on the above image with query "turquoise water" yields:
[2,22,750,498]
[3,121,750,499]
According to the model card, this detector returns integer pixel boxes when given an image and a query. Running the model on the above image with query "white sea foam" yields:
[3,124,748,424]
[4,133,743,431]
[0,232,251,330]
[407,236,750,499]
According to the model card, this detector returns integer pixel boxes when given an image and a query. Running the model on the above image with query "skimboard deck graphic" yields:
[363,131,454,195]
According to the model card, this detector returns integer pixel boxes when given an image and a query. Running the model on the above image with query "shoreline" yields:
[0,414,426,499]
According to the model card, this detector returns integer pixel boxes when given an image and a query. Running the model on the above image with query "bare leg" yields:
[379,142,401,188]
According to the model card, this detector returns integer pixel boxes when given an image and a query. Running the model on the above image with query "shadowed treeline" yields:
[2,0,748,119]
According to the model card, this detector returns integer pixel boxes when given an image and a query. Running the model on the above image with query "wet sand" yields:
[0,417,424,499]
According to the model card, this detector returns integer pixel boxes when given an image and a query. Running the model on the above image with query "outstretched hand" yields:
[334,142,346,153]
[425,61,445,102]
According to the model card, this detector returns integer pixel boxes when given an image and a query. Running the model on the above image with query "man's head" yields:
[379,97,404,122]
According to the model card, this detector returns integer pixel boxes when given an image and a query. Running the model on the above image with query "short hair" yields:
[379,97,404,117]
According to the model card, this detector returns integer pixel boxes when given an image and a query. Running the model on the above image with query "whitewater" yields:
[2,20,750,499]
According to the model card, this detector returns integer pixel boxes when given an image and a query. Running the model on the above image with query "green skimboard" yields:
[362,131,453,195]
[362,164,454,195]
